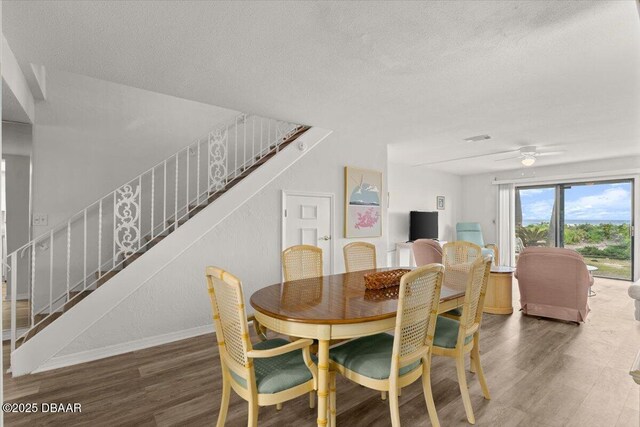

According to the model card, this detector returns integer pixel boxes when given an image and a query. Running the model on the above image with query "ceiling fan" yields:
[414,145,564,167]
[494,146,565,166]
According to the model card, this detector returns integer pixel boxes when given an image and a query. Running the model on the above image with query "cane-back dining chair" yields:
[205,267,318,427]
[432,256,492,424]
[328,264,445,427]
[440,241,483,319]
[281,244,324,408]
[282,245,323,281]
[442,241,482,267]
[343,242,377,272]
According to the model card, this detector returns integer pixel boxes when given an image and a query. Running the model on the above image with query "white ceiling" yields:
[3,1,639,175]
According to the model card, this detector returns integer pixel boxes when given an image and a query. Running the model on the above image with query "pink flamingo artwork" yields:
[355,207,380,229]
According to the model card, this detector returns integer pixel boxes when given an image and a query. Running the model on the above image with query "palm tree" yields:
[517,225,549,247]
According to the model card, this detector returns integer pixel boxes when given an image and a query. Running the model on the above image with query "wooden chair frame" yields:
[432,256,492,424]
[206,267,318,427]
[329,264,445,427]
[343,241,377,272]
[485,243,499,265]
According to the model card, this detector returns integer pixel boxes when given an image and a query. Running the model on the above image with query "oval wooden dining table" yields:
[250,268,466,427]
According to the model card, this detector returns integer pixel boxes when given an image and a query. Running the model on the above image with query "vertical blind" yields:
[496,183,515,267]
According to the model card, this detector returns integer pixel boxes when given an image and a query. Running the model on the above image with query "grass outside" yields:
[582,257,631,280]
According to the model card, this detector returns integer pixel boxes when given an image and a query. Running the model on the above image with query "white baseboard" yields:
[3,293,29,301]
[34,324,215,373]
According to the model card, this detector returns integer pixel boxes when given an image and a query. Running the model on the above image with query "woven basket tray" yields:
[363,269,411,290]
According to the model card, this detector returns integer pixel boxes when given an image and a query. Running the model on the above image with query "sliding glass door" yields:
[516,179,634,280]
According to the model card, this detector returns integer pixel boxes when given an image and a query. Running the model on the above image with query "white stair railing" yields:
[5,114,305,353]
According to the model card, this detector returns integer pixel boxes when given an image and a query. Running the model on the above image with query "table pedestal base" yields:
[484,270,513,315]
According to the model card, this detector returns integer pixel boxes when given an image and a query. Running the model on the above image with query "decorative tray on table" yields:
[363,269,411,290]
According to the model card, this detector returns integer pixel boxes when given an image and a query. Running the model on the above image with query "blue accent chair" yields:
[455,223,499,264]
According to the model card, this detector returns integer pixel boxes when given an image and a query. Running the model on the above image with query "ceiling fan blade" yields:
[413,149,519,167]
[537,151,565,157]
[494,154,522,162]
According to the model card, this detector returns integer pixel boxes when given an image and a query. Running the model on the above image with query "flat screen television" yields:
[409,211,438,241]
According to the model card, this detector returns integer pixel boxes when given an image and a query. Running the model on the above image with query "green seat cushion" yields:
[446,308,462,317]
[329,333,420,380]
[230,338,316,394]
[433,316,473,349]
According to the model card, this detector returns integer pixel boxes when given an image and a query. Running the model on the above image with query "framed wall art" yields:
[344,166,382,238]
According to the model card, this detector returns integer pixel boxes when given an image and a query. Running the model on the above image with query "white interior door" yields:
[283,192,333,275]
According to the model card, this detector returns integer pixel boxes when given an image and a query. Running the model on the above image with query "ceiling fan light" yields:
[521,155,536,167]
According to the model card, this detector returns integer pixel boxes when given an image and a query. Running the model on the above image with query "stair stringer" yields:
[11,127,332,376]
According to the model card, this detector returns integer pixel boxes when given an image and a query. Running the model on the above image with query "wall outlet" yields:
[33,213,48,226]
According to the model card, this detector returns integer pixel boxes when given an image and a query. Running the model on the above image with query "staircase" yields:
[5,114,310,358]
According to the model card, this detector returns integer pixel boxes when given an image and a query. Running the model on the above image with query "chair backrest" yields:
[343,242,377,272]
[205,267,253,378]
[456,222,485,247]
[457,256,492,340]
[412,239,443,266]
[516,247,591,320]
[282,245,323,281]
[442,241,482,267]
[390,264,444,378]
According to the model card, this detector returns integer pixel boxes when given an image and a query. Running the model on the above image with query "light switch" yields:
[33,213,48,226]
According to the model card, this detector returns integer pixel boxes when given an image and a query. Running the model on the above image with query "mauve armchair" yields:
[628,285,640,321]
[515,247,592,323]
[412,239,443,266]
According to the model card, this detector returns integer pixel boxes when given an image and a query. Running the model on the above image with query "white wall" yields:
[52,130,388,358]
[31,69,240,236]
[2,123,33,298]
[2,122,32,156]
[461,155,640,280]
[387,162,463,257]
[3,155,31,298]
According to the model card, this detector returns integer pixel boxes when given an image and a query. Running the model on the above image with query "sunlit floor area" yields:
[3,277,639,427]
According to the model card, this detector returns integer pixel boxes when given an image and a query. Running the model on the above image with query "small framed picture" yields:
[436,196,445,210]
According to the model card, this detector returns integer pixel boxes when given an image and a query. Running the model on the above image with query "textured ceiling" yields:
[3,1,639,174]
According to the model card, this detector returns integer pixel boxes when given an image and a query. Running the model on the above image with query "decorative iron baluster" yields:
[114,182,141,260]
[208,127,228,192]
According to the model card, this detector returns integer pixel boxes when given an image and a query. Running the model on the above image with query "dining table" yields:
[249,267,466,427]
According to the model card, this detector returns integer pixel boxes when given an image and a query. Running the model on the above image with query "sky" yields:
[519,182,632,222]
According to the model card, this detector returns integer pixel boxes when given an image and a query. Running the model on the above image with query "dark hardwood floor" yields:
[3,277,639,426]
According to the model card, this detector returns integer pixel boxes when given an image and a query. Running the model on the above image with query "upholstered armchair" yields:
[455,222,499,265]
[515,247,592,323]
[412,239,443,266]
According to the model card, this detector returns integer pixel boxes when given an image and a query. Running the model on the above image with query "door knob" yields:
[319,235,331,241]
